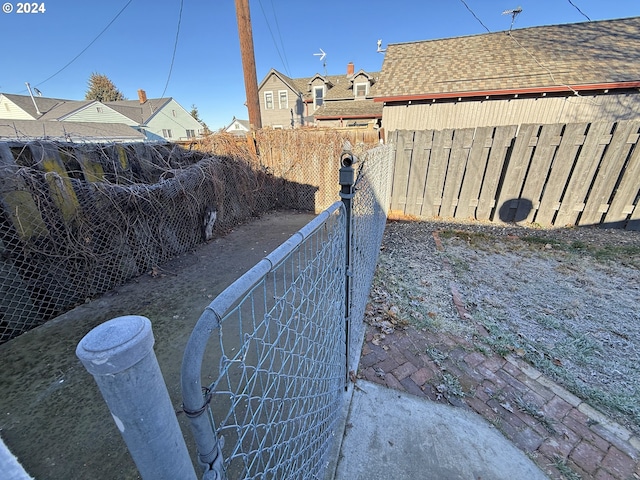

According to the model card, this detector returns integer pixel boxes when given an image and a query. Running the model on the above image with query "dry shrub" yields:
[194,128,379,211]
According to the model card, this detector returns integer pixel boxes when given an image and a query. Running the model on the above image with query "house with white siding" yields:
[224,117,251,136]
[0,120,145,142]
[0,93,136,125]
[0,90,204,142]
[375,17,640,133]
[106,90,205,141]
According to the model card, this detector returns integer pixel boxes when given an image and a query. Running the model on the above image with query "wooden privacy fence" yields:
[389,121,640,230]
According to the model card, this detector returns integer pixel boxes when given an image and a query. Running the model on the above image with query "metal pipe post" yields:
[339,148,355,389]
[76,315,197,480]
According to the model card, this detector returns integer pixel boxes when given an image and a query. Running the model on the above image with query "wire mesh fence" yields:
[181,143,395,480]
[182,203,347,479]
[0,141,306,344]
[347,144,395,371]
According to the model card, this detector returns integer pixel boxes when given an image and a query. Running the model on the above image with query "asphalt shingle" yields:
[375,17,640,99]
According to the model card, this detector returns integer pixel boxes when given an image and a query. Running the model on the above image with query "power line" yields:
[34,0,134,88]
[269,0,291,75]
[257,0,291,76]
[459,0,491,33]
[567,0,591,21]
[507,31,598,105]
[161,0,184,98]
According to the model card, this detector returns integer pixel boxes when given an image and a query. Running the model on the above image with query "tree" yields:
[190,104,211,134]
[85,73,125,102]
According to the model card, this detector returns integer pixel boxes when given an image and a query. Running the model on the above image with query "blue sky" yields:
[1,0,639,130]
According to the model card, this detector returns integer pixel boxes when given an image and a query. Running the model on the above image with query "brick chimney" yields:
[137,89,147,104]
[347,62,354,77]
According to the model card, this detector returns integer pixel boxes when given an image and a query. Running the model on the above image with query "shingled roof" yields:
[375,16,640,101]
[105,98,172,124]
[313,100,383,119]
[0,93,93,120]
[0,120,144,142]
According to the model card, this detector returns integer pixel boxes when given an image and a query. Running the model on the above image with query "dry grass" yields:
[375,219,640,436]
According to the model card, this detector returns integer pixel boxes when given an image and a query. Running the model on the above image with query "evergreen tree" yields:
[85,73,125,102]
[190,104,211,134]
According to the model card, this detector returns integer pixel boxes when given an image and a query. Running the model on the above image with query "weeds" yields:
[513,393,557,434]
[425,347,448,366]
[552,456,582,480]
[436,372,466,398]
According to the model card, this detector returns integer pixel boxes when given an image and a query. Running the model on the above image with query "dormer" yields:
[350,70,376,99]
[308,74,333,109]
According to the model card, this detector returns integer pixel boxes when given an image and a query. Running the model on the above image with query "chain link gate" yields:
[181,143,394,479]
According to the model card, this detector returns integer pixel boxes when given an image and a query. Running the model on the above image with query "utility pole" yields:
[235,0,262,129]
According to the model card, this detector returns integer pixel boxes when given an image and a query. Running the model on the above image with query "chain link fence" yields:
[0,141,312,344]
[181,143,394,480]
[347,144,395,371]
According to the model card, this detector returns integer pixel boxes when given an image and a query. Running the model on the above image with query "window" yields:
[186,129,195,138]
[96,106,103,113]
[172,110,177,117]
[278,90,288,109]
[313,86,324,109]
[354,83,368,98]
[162,129,173,138]
[264,91,274,109]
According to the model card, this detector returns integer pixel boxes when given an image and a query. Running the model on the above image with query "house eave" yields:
[315,113,382,120]
[374,81,640,103]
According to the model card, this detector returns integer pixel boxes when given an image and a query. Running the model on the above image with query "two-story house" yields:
[257,63,382,129]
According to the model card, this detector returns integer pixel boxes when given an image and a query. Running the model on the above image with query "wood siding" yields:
[63,104,137,125]
[389,121,640,230]
[383,93,640,132]
[0,99,34,120]
[259,75,301,128]
[145,99,204,141]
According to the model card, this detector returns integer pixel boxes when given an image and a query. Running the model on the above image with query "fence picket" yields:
[389,121,638,229]
[603,128,640,229]
[495,124,539,222]
[554,122,614,227]
[440,128,474,218]
[455,126,494,220]
[406,130,432,217]
[389,130,412,215]
[476,125,516,221]
[535,123,586,226]
[423,129,454,217]
[580,120,640,225]
[517,123,563,223]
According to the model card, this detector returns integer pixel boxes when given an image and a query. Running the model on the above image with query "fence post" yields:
[76,315,197,480]
[339,146,355,389]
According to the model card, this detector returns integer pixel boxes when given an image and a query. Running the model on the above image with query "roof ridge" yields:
[387,15,640,46]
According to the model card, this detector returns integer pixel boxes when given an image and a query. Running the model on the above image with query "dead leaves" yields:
[365,286,409,338]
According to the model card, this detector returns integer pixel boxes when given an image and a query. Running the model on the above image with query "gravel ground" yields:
[372,219,640,436]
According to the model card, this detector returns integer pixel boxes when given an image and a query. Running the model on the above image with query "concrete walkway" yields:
[334,380,548,480]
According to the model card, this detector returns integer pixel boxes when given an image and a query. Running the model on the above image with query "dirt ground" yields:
[0,209,316,480]
[371,219,640,437]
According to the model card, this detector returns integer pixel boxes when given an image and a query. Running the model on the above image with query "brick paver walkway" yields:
[359,233,639,480]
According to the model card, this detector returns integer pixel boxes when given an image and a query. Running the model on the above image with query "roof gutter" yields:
[314,113,382,120]
[374,81,640,103]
